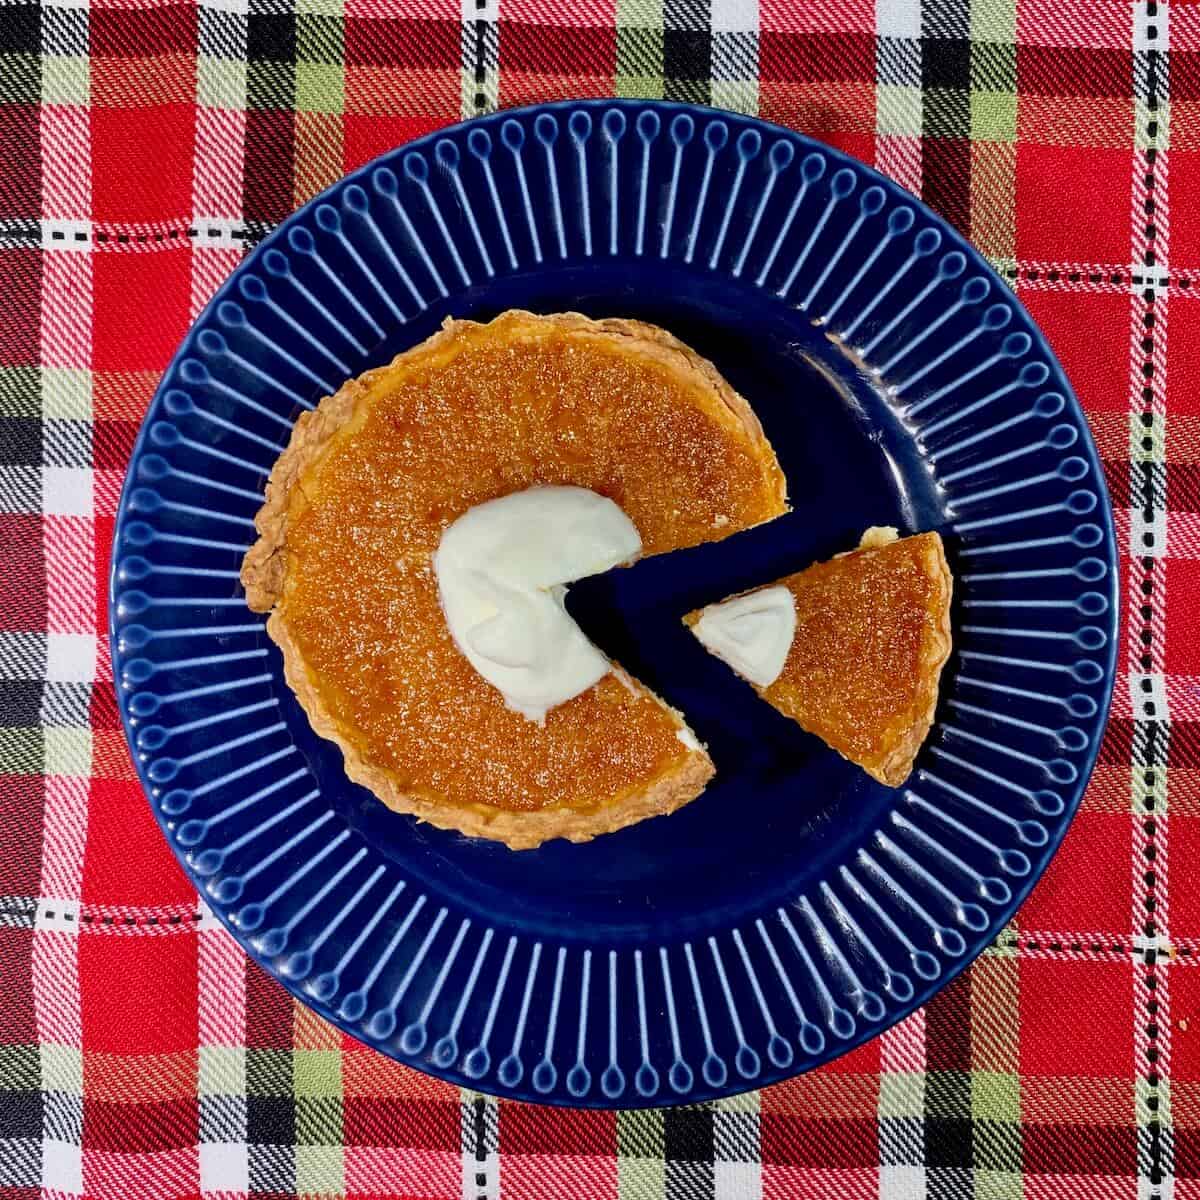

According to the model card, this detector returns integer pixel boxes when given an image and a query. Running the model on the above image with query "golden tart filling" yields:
[687,529,953,787]
[242,310,788,848]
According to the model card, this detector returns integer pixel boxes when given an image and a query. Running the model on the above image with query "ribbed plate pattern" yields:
[111,101,1118,1106]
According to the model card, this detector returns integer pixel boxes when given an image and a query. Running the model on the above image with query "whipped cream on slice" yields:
[434,486,642,722]
[690,586,796,688]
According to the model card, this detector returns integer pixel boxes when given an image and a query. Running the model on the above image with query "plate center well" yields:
[284,264,950,943]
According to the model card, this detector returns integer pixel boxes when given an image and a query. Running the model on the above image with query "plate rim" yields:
[109,97,1120,1107]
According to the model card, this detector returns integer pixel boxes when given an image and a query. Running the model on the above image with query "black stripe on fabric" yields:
[928,1164,976,1199]
[0,223,41,248]
[199,6,245,60]
[247,10,296,61]
[0,1092,41,1140]
[0,681,42,726]
[0,897,37,929]
[662,0,708,32]
[664,1103,715,1161]
[41,6,86,58]
[200,1094,248,1145]
[1139,458,1167,512]
[0,1138,39,1190]
[663,0,710,103]
[920,2,969,38]
[919,0,971,235]
[474,11,487,111]
[41,1091,82,1145]
[42,419,90,470]
[0,419,40,469]
[246,1095,296,1147]
[664,27,711,81]
[0,466,40,512]
[244,0,296,226]
[1138,15,1168,1187]
[472,1095,486,1162]
[666,1158,716,1199]
[41,681,90,730]
[0,634,46,685]
[922,36,969,90]
[880,1115,926,1168]
[877,36,921,89]
[248,1144,295,1194]
[926,1103,973,1171]
[0,4,38,54]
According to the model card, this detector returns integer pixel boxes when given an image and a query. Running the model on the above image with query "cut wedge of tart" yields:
[686,528,952,787]
[242,310,787,848]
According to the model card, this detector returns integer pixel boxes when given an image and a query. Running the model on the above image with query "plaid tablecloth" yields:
[0,0,1194,1196]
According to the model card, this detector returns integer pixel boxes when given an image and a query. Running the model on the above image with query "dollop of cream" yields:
[690,586,796,688]
[434,486,642,722]
[858,525,899,549]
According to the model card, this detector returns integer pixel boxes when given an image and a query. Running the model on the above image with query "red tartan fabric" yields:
[0,0,1197,1197]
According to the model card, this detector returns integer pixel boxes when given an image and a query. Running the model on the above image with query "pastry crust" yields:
[686,530,952,788]
[269,602,714,847]
[243,311,784,613]
[242,310,783,848]
[867,532,952,786]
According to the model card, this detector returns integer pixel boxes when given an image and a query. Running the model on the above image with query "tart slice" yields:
[686,529,952,786]
[242,310,787,848]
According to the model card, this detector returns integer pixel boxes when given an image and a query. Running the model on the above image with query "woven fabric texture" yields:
[0,0,1195,1197]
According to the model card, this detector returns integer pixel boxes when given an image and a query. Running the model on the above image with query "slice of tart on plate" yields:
[242,310,787,848]
[686,528,953,787]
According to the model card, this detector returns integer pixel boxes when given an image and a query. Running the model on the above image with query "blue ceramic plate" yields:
[111,100,1117,1106]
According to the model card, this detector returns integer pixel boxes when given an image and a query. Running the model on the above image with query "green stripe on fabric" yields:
[294,1049,341,1100]
[199,1045,247,1098]
[1134,414,1166,465]
[971,954,1023,1185]
[294,1008,344,1198]
[878,84,924,138]
[39,1044,82,1096]
[1136,98,1170,152]
[970,39,1016,94]
[247,58,294,111]
[970,0,1015,43]
[711,78,755,116]
[968,0,1017,264]
[972,1071,1021,1124]
[295,62,342,114]
[0,53,38,104]
[248,1048,296,1096]
[296,2,343,113]
[880,1071,926,1121]
[0,729,44,775]
[616,4,665,100]
[974,1166,1024,1200]
[617,1108,666,1200]
[985,923,1020,958]
[45,728,88,776]
[296,0,342,50]
[42,56,88,107]
[295,1142,344,1198]
[1139,1077,1173,1133]
[4,1044,42,1091]
[970,91,1016,142]
[0,369,42,420]
[199,56,248,110]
